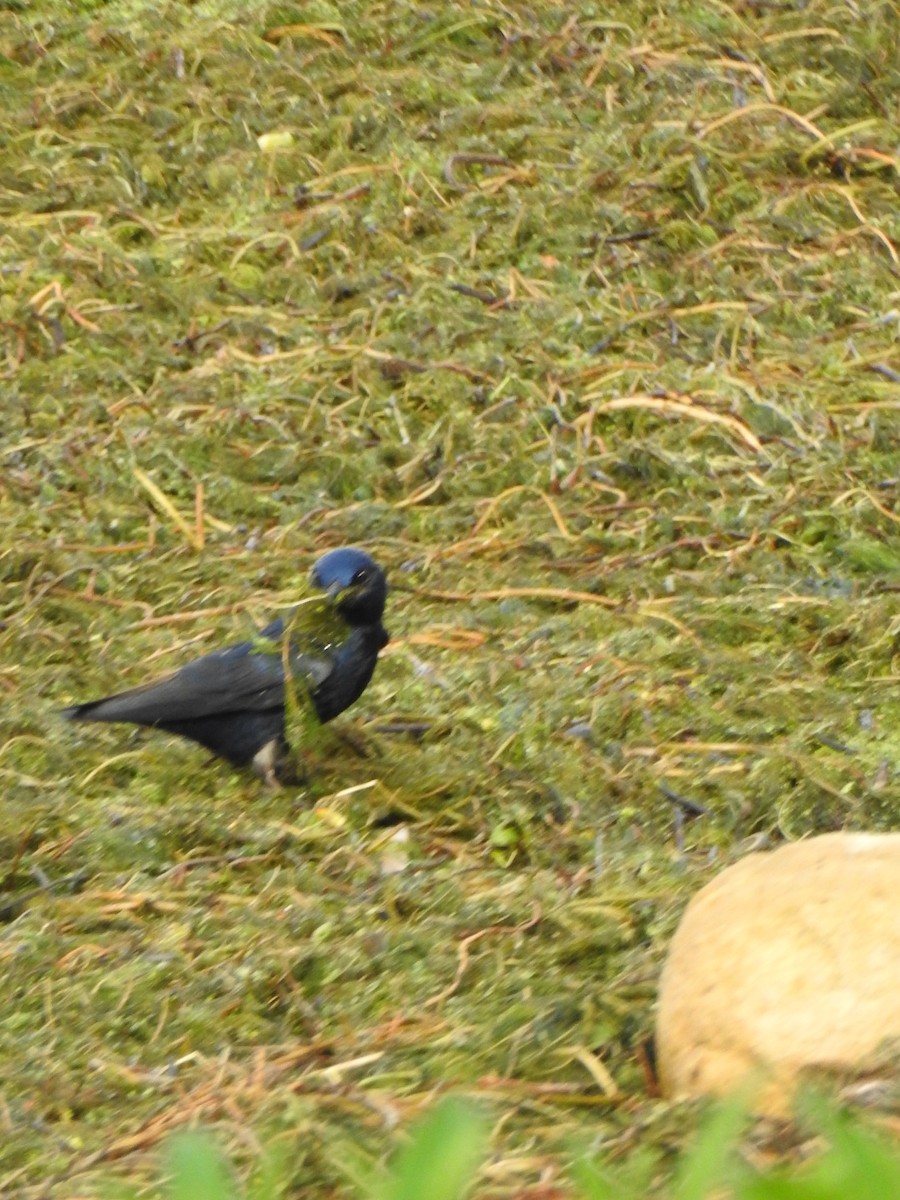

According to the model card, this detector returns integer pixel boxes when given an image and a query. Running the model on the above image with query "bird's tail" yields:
[62,701,105,722]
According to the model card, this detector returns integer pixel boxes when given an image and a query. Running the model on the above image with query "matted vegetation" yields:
[1,0,899,1195]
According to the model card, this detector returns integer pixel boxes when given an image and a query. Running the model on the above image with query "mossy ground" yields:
[1,1,899,1195]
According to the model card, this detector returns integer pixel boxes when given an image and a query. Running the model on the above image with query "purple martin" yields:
[63,547,389,782]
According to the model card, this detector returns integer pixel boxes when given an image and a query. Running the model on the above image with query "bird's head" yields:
[311,546,388,627]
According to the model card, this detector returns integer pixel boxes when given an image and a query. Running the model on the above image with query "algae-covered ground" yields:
[1,0,899,1195]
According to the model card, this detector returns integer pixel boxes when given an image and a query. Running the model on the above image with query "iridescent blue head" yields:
[311,546,388,627]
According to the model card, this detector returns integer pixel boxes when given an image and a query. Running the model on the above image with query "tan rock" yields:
[656,832,900,1115]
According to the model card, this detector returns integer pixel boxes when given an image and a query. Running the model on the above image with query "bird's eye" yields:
[351,568,369,586]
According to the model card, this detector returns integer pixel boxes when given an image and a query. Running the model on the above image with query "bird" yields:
[62,546,389,783]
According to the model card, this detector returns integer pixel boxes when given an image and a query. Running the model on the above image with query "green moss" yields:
[1,0,899,1195]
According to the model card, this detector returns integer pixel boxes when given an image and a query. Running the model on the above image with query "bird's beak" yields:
[326,580,344,602]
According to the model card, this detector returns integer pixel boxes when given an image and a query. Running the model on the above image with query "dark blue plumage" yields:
[63,547,389,781]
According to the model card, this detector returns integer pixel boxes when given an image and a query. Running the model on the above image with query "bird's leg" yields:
[263,737,310,787]
[251,739,283,789]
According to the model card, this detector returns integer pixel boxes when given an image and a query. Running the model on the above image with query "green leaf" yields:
[165,1132,237,1200]
[737,1099,900,1200]
[674,1093,748,1200]
[380,1097,486,1200]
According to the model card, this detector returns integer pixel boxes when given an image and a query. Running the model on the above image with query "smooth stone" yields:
[656,832,900,1115]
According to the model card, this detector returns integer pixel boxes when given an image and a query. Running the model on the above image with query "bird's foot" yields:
[330,725,380,759]
[274,757,310,787]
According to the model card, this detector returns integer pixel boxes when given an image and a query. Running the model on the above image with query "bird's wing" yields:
[67,628,336,726]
